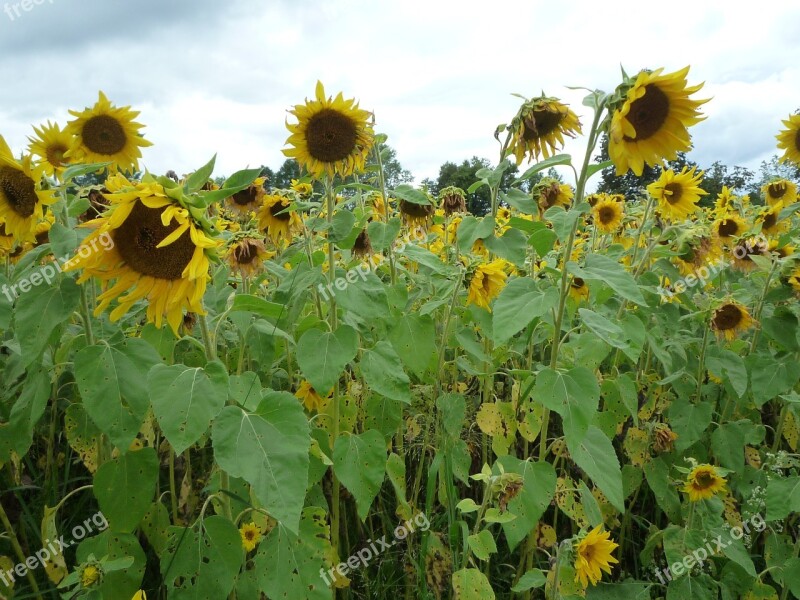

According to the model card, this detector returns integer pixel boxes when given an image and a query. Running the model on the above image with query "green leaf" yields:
[492,279,558,344]
[212,393,310,533]
[569,254,646,305]
[511,569,546,592]
[497,458,556,550]
[711,421,747,473]
[255,507,331,600]
[747,354,800,407]
[76,531,146,600]
[452,568,495,599]
[49,222,78,256]
[706,348,748,398]
[329,210,357,243]
[0,369,49,461]
[500,188,536,215]
[586,582,652,599]
[161,516,243,600]
[766,476,800,521]
[230,294,285,320]
[222,167,262,190]
[388,314,436,378]
[184,154,217,193]
[386,453,413,521]
[366,217,401,251]
[668,397,712,452]
[399,244,456,274]
[361,341,411,404]
[297,325,359,394]
[148,361,228,454]
[567,426,625,512]
[528,225,558,256]
[468,530,497,561]
[534,367,599,443]
[61,162,112,181]
[438,394,466,439]
[545,206,581,242]
[484,229,528,266]
[579,480,603,527]
[333,430,386,520]
[515,154,572,183]
[666,574,715,600]
[334,270,390,320]
[392,184,431,205]
[644,458,682,523]
[93,447,158,533]
[456,216,495,252]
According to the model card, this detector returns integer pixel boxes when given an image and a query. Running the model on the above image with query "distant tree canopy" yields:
[422,156,520,216]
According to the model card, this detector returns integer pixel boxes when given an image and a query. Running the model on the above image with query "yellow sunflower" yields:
[239,522,263,552]
[683,464,726,502]
[777,113,800,165]
[789,266,800,293]
[646,166,706,221]
[0,135,58,243]
[63,177,221,334]
[710,302,755,341]
[399,199,434,229]
[608,66,708,176]
[257,193,302,244]
[80,564,101,588]
[290,179,313,198]
[769,239,794,259]
[712,185,737,217]
[225,177,266,216]
[732,236,769,272]
[64,91,152,173]
[284,81,374,179]
[573,525,619,588]
[467,259,508,311]
[509,95,582,164]
[295,380,331,412]
[592,197,624,233]
[756,205,788,237]
[28,121,74,177]
[761,179,797,208]
[226,236,273,278]
[535,179,573,214]
[712,214,748,243]
[569,277,590,302]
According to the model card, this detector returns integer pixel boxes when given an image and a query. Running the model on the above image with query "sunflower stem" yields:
[748,260,779,353]
[0,498,42,597]
[169,448,180,524]
[79,284,95,346]
[694,325,710,404]
[199,313,216,361]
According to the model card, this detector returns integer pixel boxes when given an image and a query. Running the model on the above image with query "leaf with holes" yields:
[93,447,158,533]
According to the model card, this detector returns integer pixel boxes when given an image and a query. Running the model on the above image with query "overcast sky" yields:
[1,0,798,184]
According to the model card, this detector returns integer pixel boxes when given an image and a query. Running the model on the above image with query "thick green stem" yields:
[0,499,42,597]
[79,285,95,346]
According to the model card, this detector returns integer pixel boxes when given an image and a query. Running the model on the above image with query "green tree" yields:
[698,160,754,205]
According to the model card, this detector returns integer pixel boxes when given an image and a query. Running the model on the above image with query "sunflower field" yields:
[1,68,800,600]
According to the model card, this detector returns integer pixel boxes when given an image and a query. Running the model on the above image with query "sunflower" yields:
[569,277,590,302]
[573,525,619,588]
[290,178,313,198]
[646,166,706,221]
[439,186,467,215]
[63,177,221,334]
[284,81,374,180]
[592,197,624,233]
[777,113,800,165]
[353,229,373,258]
[295,380,331,412]
[710,302,755,341]
[80,564,101,588]
[399,199,434,229]
[509,95,581,164]
[535,179,573,213]
[761,179,797,208]
[768,239,794,259]
[756,205,788,237]
[712,214,747,243]
[608,66,707,176]
[789,266,800,293]
[64,91,152,173]
[712,186,737,217]
[239,522,262,552]
[0,136,58,243]
[683,464,726,502]
[225,177,266,216]
[732,236,769,272]
[28,121,74,177]
[467,259,508,311]
[257,193,302,244]
[226,236,272,278]
[132,591,147,600]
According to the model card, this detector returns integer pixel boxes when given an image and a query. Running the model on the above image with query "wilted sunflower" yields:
[352,229,373,258]
[257,193,302,244]
[683,464,726,502]
[569,277,589,302]
[710,302,755,341]
[295,380,331,412]
[608,66,707,176]
[777,113,800,165]
[732,236,769,272]
[239,522,262,552]
[226,236,272,278]
[712,214,747,243]
[64,91,152,173]
[535,179,573,213]
[28,121,74,177]
[284,81,374,179]
[592,197,624,233]
[467,259,508,311]
[439,186,467,215]
[509,95,581,164]
[573,525,619,588]
[63,176,221,333]
[399,199,434,228]
[225,177,266,216]
[0,135,58,243]
[646,166,706,221]
[761,179,797,208]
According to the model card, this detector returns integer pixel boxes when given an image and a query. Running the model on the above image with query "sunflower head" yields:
[239,522,263,552]
[777,113,800,166]
[439,186,467,216]
[712,214,747,243]
[683,464,726,502]
[80,563,102,588]
[64,91,152,173]
[710,302,755,341]
[788,266,800,293]
[28,121,74,177]
[646,166,707,222]
[284,81,375,180]
[225,177,266,216]
[290,178,314,198]
[353,229,373,258]
[257,192,302,245]
[226,235,272,278]
[466,259,509,311]
[569,276,589,302]
[295,380,331,412]
[573,525,619,588]
[508,95,582,164]
[534,178,573,213]
[608,66,708,176]
[757,205,787,237]
[761,179,797,208]
[399,199,434,228]
[732,236,769,272]
[592,197,624,233]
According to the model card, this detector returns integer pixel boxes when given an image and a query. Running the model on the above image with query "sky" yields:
[1,0,798,185]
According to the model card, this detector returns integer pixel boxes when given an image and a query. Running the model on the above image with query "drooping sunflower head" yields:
[399,199,434,228]
[439,186,467,216]
[257,192,302,245]
[64,91,153,173]
[508,95,582,164]
[712,214,748,243]
[284,81,375,180]
[761,179,797,208]
[573,525,619,588]
[369,193,388,220]
[239,522,262,552]
[731,236,769,272]
[710,302,755,341]
[592,197,624,233]
[683,464,726,502]
[646,166,707,222]
[28,121,75,177]
[777,112,800,165]
[226,235,272,279]
[0,136,58,243]
[225,177,266,216]
[466,259,509,311]
[608,66,708,176]
[353,229,373,258]
[63,176,221,333]
[534,178,573,214]
[295,380,331,412]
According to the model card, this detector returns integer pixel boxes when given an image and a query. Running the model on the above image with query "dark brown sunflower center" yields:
[713,304,742,331]
[571,277,585,289]
[717,220,739,237]
[233,240,259,264]
[232,186,259,206]
[624,84,670,141]
[598,206,617,224]
[695,471,714,489]
[663,183,683,205]
[305,108,358,163]
[795,128,800,152]
[762,212,777,230]
[114,201,196,280]
[540,185,561,209]
[244,530,256,541]
[0,166,38,218]
[522,109,563,141]
[767,182,787,199]
[46,144,68,168]
[269,200,292,221]
[82,115,127,155]
[400,200,433,218]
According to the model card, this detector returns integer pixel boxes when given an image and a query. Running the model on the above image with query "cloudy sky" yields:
[1,0,798,184]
